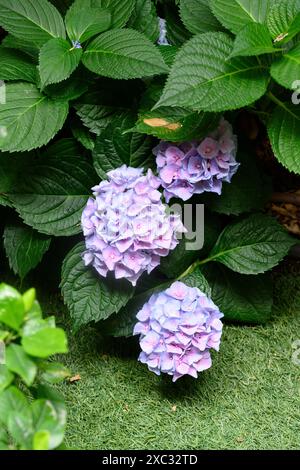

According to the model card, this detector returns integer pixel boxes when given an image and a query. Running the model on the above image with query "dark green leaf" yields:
[0,0,66,46]
[0,82,68,152]
[208,214,295,274]
[155,32,269,112]
[202,264,273,324]
[82,28,168,79]
[39,38,82,88]
[201,151,272,215]
[230,23,276,57]
[66,7,111,43]
[180,0,222,34]
[9,139,97,236]
[127,0,159,42]
[3,223,51,279]
[61,242,135,332]
[93,112,154,179]
[0,47,37,82]
[69,0,135,29]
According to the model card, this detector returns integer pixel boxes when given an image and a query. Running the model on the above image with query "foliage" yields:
[0,0,298,340]
[0,283,69,450]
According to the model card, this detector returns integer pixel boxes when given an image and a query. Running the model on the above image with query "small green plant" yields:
[0,283,69,450]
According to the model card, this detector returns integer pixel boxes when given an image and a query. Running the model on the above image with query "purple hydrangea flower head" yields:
[81,165,186,286]
[133,281,223,381]
[154,118,239,202]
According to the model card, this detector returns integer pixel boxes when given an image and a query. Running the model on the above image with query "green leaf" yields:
[39,38,82,88]
[0,0,66,47]
[127,0,159,42]
[76,103,125,135]
[61,242,135,332]
[33,430,50,450]
[6,344,37,386]
[135,107,219,142]
[22,327,68,358]
[0,47,37,82]
[211,0,273,34]
[82,29,168,79]
[0,386,28,426]
[8,408,33,448]
[69,0,135,29]
[179,0,222,34]
[1,34,40,60]
[201,151,272,215]
[9,139,97,236]
[31,398,66,449]
[44,69,89,101]
[71,118,95,150]
[267,0,300,40]
[101,279,171,337]
[202,265,273,324]
[230,23,276,58]
[271,43,300,90]
[22,288,36,313]
[3,223,51,279]
[0,284,25,331]
[158,45,178,67]
[155,32,269,112]
[40,362,71,384]
[0,365,14,393]
[268,102,300,173]
[208,214,295,274]
[93,113,154,179]
[66,7,111,43]
[181,267,211,296]
[0,82,68,152]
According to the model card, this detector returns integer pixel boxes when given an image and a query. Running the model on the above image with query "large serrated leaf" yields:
[65,7,111,43]
[267,0,300,39]
[9,139,97,236]
[82,28,169,79]
[0,0,65,47]
[0,83,68,152]
[230,23,276,58]
[61,242,134,332]
[271,43,300,90]
[39,38,82,88]
[3,223,51,279]
[0,47,37,83]
[202,265,273,324]
[127,0,159,42]
[155,32,269,112]
[179,0,222,34]
[208,214,295,274]
[268,102,300,173]
[69,0,135,29]
[211,0,273,34]
[93,113,154,179]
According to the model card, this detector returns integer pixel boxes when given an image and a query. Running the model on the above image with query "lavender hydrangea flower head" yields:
[133,281,223,381]
[81,165,186,286]
[154,118,239,202]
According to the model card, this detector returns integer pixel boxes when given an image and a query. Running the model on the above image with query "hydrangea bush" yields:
[0,0,298,381]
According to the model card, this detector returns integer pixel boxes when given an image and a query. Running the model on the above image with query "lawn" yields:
[45,262,300,450]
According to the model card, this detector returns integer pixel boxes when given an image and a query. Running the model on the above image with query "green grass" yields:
[48,262,300,450]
